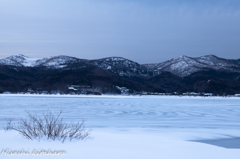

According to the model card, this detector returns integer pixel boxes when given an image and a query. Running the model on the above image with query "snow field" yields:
[0,95,239,159]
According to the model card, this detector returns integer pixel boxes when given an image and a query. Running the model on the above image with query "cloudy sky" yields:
[0,0,239,63]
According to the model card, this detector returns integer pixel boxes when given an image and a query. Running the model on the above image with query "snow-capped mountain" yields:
[89,57,150,77]
[0,54,86,68]
[0,55,149,77]
[34,55,86,68]
[0,54,239,77]
[0,54,39,67]
[144,55,240,77]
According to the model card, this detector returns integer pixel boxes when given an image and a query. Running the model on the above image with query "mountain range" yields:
[0,54,240,95]
[1,54,240,77]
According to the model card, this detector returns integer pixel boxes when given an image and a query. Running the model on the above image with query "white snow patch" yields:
[0,129,240,159]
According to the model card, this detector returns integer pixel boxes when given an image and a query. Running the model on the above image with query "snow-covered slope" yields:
[0,54,39,67]
[0,54,86,68]
[144,55,240,77]
[89,57,150,77]
[34,55,85,68]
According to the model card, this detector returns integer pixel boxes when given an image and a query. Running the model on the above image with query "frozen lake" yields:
[0,95,240,140]
[1,95,240,159]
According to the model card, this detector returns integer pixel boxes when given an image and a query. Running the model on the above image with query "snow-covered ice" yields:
[0,95,240,159]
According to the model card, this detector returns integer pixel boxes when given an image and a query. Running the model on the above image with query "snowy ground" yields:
[0,94,240,159]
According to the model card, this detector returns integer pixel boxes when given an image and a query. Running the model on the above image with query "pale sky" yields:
[0,0,240,63]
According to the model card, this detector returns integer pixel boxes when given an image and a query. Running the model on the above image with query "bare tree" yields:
[3,110,90,143]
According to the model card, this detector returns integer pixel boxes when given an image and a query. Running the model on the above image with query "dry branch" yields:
[3,110,90,143]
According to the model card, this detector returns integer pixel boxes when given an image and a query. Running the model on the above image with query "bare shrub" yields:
[3,110,90,143]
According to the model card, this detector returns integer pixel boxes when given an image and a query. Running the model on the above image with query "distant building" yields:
[72,85,91,88]
[68,86,78,91]
[116,86,129,94]
[68,85,91,91]
[158,93,166,95]
[182,92,200,96]
[149,92,158,95]
[203,93,213,96]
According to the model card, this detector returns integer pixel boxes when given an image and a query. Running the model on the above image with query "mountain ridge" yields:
[0,54,239,77]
